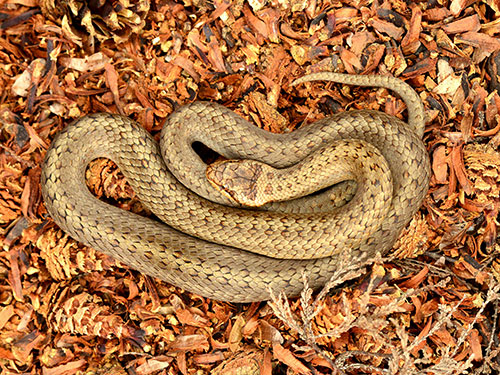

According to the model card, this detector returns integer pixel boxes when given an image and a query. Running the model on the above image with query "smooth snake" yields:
[41,72,430,302]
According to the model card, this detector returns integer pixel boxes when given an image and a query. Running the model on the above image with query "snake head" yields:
[206,159,274,207]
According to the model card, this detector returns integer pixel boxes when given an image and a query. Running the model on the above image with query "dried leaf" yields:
[272,343,311,375]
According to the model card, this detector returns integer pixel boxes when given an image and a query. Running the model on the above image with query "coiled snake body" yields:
[41,73,430,302]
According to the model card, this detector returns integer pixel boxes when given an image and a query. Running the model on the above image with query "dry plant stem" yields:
[271,270,500,374]
[334,351,391,375]
[474,281,500,369]
[269,278,338,371]
[389,278,500,374]
[408,295,467,355]
[269,257,386,373]
[485,299,498,358]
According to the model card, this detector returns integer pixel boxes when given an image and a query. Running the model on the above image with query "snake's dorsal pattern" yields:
[41,73,430,302]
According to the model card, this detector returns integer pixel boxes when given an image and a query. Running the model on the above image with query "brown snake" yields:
[41,73,430,302]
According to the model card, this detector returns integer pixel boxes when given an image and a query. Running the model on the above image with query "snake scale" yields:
[41,72,430,302]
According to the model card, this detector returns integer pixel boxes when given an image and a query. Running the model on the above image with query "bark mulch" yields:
[1,1,499,374]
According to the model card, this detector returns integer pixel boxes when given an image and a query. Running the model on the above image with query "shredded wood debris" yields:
[1,1,499,374]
